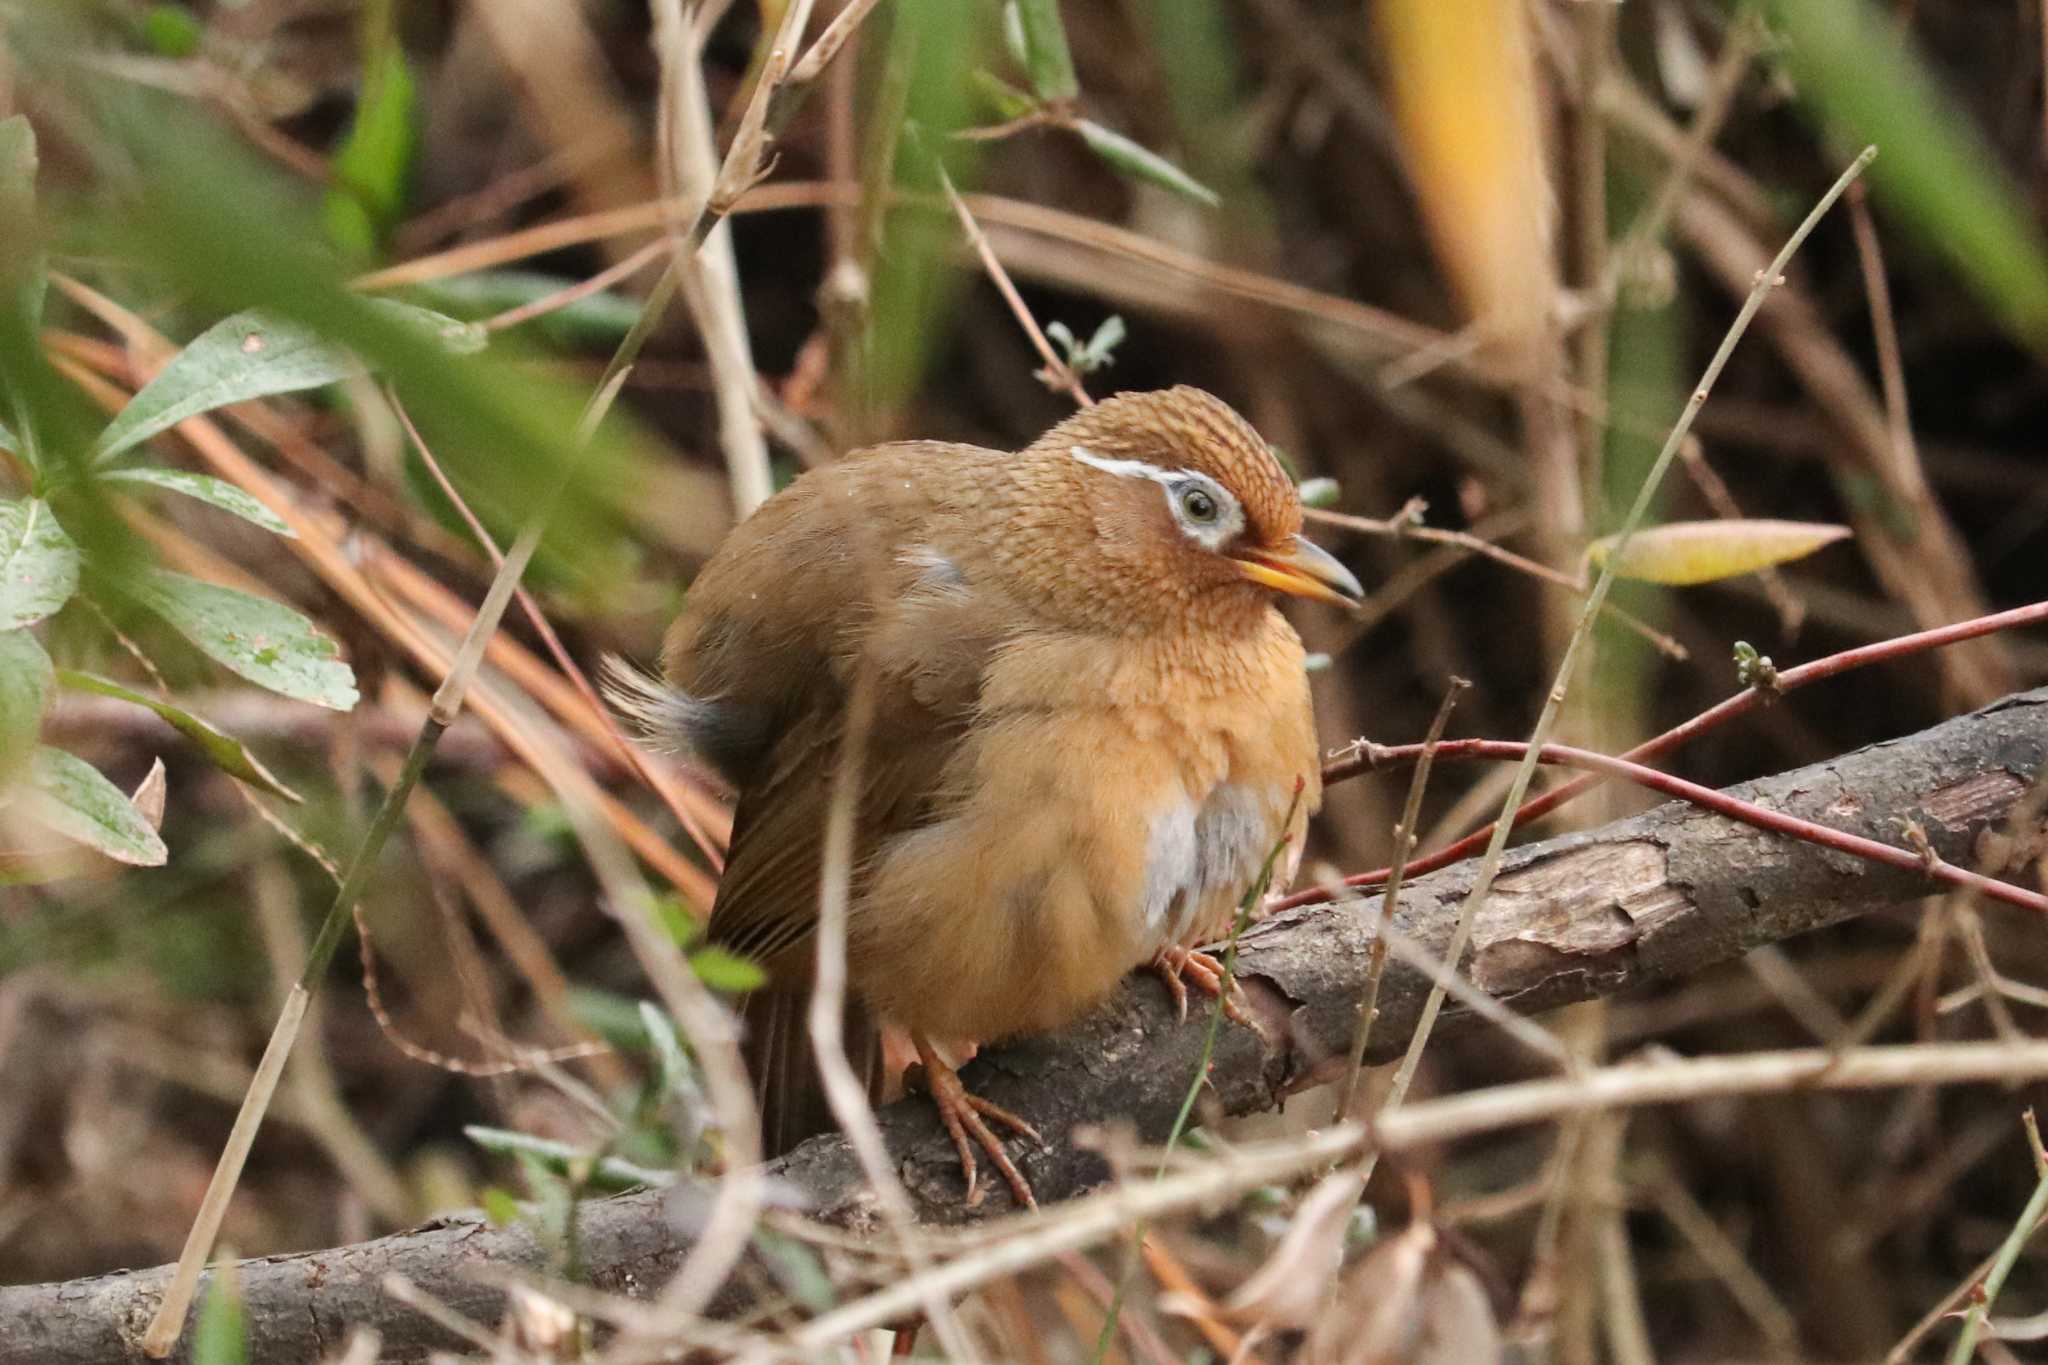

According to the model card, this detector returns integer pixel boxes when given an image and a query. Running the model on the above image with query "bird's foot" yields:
[913,1035,1043,1211]
[1150,945,1268,1040]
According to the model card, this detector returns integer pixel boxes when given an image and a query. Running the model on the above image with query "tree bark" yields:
[4,688,2043,1365]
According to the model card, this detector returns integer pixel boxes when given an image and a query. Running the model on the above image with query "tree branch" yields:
[5,689,2043,1364]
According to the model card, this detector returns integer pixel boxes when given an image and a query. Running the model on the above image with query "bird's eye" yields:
[1179,486,1219,523]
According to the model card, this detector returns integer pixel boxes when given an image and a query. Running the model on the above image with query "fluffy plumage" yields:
[626,387,1356,1194]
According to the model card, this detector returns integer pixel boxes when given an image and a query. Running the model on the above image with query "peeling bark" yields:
[3,689,2042,1364]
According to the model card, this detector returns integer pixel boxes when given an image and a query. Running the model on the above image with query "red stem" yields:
[1281,600,2048,912]
[1300,738,2047,915]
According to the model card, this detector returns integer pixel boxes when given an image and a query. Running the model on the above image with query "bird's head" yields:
[1029,387,1364,615]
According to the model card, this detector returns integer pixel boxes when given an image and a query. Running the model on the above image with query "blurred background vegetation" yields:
[2,0,2046,1360]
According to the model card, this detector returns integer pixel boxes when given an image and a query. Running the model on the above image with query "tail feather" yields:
[742,992,885,1157]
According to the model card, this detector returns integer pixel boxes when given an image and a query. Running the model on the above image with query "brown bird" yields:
[611,387,1361,1208]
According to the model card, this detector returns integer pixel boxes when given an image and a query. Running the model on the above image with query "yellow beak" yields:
[1234,535,1364,609]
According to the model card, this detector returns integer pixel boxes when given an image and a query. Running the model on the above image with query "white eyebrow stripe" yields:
[1069,445,1197,487]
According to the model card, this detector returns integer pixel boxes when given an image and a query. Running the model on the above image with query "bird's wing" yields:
[675,444,1012,982]
[705,678,968,982]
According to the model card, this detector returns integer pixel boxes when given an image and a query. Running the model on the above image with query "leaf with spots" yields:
[0,628,51,783]
[92,301,485,464]
[0,497,80,630]
[17,745,167,867]
[101,468,295,538]
[133,569,358,711]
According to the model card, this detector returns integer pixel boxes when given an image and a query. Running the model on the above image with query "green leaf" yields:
[132,569,358,710]
[322,41,416,255]
[141,4,205,58]
[0,498,80,630]
[1766,0,2048,344]
[462,1126,674,1191]
[1296,477,1341,509]
[93,301,485,464]
[969,69,1040,123]
[754,1227,838,1312]
[19,745,167,866]
[637,1001,691,1104]
[191,1261,246,1365]
[0,629,51,782]
[1008,0,1080,102]
[1586,519,1852,586]
[1074,119,1220,208]
[56,669,301,801]
[0,115,45,469]
[689,945,768,994]
[0,417,15,453]
[403,271,645,348]
[480,1186,523,1227]
[101,467,295,538]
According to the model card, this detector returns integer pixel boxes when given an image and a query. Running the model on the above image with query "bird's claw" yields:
[916,1038,1042,1211]
[1151,945,1269,1041]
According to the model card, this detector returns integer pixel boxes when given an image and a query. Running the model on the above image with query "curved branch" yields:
[4,689,2043,1365]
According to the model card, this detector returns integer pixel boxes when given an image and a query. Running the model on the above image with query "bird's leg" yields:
[912,1033,1043,1211]
[1150,944,1268,1040]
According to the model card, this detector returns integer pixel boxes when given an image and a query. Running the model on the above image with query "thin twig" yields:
[931,157,1092,407]
[1285,593,2048,909]
[1337,677,1467,1121]
[1306,503,1686,659]
[1317,736,2048,915]
[791,1039,2048,1349]
[1366,146,1876,1164]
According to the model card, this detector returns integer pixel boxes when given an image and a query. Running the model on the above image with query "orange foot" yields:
[1150,945,1268,1039]
[913,1033,1044,1211]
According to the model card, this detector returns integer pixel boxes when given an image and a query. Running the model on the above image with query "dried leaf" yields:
[1223,1169,1365,1329]
[1306,1221,1435,1365]
[129,758,168,831]
[1587,519,1852,586]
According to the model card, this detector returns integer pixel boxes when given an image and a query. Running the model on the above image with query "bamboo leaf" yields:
[101,468,295,538]
[1074,119,1220,207]
[0,497,80,630]
[0,628,51,783]
[1586,519,1852,585]
[57,669,301,801]
[0,115,44,469]
[1008,0,1079,102]
[133,569,359,711]
[19,744,168,866]
[1766,0,2048,345]
[322,40,416,255]
[93,302,485,464]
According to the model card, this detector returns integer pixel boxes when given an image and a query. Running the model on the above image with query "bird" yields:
[609,386,1362,1209]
